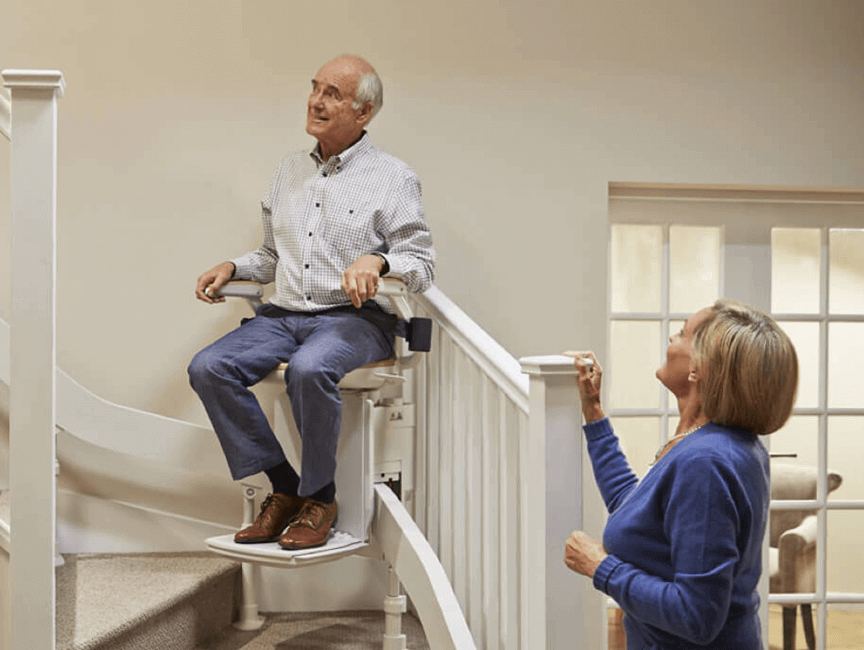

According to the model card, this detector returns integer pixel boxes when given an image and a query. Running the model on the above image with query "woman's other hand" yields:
[563,350,605,423]
[564,530,608,578]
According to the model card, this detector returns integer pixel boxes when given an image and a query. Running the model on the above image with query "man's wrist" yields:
[371,252,389,276]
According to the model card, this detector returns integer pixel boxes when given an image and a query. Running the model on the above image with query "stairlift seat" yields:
[205,278,422,567]
[268,356,398,392]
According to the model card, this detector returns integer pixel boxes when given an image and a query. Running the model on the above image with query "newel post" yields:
[520,355,583,650]
[3,69,65,650]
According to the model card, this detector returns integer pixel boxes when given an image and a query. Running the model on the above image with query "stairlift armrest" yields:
[213,281,265,306]
[215,277,430,362]
[215,278,406,312]
[377,278,432,356]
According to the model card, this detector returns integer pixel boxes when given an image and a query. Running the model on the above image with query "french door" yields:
[605,184,864,650]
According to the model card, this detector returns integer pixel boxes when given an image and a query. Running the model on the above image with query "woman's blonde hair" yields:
[692,300,798,435]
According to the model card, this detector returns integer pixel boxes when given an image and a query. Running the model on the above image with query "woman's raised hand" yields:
[563,350,605,424]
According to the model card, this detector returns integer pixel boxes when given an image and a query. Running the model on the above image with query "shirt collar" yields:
[309,131,371,171]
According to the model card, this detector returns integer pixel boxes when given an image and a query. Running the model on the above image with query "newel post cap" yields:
[519,354,580,376]
[2,70,66,97]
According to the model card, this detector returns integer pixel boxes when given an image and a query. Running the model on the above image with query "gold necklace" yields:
[650,423,706,465]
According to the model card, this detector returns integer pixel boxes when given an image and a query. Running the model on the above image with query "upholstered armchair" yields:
[769,462,843,650]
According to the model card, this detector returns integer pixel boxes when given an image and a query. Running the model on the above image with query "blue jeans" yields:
[188,302,395,496]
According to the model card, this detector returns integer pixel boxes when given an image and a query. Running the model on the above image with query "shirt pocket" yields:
[320,203,384,259]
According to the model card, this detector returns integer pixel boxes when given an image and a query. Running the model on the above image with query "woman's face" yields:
[656,307,714,396]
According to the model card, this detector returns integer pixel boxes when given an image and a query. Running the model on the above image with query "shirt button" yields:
[323,172,328,177]
[315,202,320,207]
[305,264,310,269]
[306,295,311,300]
[308,232,312,236]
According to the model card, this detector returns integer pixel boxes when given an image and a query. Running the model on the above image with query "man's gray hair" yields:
[354,71,383,120]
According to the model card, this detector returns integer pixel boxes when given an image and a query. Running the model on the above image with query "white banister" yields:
[408,287,594,649]
[411,288,530,647]
[3,68,65,650]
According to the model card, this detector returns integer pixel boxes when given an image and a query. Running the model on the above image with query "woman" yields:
[565,300,798,649]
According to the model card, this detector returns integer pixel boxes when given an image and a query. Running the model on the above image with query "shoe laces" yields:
[256,493,277,520]
[293,500,326,529]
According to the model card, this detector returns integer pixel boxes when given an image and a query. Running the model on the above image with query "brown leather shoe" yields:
[234,493,304,544]
[278,498,338,550]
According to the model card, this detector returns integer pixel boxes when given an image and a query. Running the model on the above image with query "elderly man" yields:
[188,55,434,550]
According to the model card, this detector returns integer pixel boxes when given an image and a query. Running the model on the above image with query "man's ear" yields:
[356,101,373,126]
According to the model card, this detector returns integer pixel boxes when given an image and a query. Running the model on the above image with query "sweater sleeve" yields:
[583,418,639,513]
[593,454,743,645]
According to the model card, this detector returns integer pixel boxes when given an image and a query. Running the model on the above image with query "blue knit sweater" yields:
[586,418,769,649]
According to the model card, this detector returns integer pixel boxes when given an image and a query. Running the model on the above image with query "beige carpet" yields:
[196,611,430,650]
[56,552,239,650]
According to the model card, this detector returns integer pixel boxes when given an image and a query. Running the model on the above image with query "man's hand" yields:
[564,530,608,579]
[195,261,235,304]
[342,254,385,308]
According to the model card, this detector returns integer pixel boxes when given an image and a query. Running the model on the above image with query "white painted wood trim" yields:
[2,69,65,96]
[0,516,8,553]
[0,91,10,140]
[4,68,65,650]
[373,483,477,650]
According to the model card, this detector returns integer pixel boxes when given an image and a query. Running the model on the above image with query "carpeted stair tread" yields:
[195,611,430,650]
[56,551,240,650]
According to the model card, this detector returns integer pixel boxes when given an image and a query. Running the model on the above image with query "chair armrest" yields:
[213,281,264,299]
[781,514,818,546]
[776,514,818,593]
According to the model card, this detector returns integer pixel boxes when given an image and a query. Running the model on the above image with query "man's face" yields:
[306,58,368,159]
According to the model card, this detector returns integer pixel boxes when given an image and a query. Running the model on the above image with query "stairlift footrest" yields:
[205,530,368,569]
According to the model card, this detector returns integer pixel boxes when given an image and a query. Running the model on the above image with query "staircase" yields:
[51,547,430,650]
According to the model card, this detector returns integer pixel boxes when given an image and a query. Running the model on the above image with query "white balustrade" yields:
[2,68,65,650]
[411,287,589,650]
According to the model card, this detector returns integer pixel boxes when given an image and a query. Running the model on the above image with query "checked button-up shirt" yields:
[231,132,435,313]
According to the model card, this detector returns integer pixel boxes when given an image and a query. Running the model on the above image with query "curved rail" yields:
[373,483,477,650]
[0,315,225,475]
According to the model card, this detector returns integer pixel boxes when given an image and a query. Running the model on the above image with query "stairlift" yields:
[203,278,432,647]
